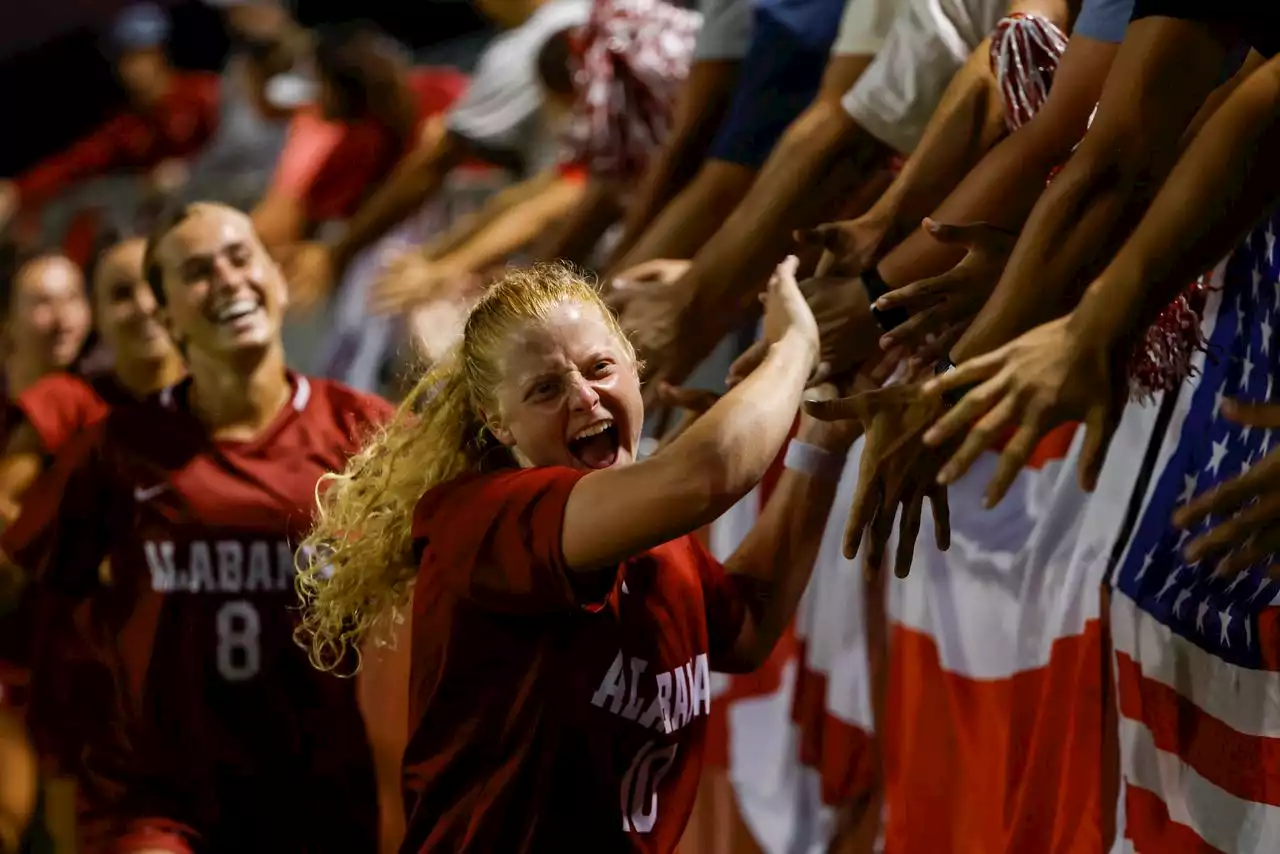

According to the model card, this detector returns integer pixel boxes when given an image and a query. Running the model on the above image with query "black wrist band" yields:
[864,266,909,333]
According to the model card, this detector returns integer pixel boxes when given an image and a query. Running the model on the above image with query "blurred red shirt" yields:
[270,67,469,224]
[13,72,220,211]
[10,372,133,456]
[402,466,749,853]
[1,373,390,852]
[0,372,134,710]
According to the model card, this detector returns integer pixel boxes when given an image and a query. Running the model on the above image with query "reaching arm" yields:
[952,17,1239,361]
[0,709,37,854]
[431,176,588,274]
[330,130,471,272]
[715,386,867,670]
[251,190,308,256]
[532,179,624,265]
[873,32,1120,287]
[844,0,1071,258]
[859,35,1006,253]
[420,168,561,261]
[0,425,46,527]
[951,15,1236,362]
[1073,53,1280,350]
[606,60,743,269]
[10,116,130,211]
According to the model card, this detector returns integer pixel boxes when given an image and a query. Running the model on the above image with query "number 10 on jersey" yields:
[620,740,678,834]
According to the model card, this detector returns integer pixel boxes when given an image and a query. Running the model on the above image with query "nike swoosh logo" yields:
[133,483,169,502]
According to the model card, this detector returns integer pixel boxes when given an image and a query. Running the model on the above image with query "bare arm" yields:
[606,60,743,269]
[563,274,818,570]
[859,36,1007,253]
[421,169,561,261]
[0,709,37,854]
[0,425,45,527]
[431,176,588,273]
[1074,54,1280,350]
[717,391,866,670]
[250,190,308,257]
[331,130,471,271]
[533,179,624,265]
[875,32,1119,286]
[951,16,1235,362]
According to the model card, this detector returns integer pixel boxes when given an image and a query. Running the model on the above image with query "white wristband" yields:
[784,440,845,480]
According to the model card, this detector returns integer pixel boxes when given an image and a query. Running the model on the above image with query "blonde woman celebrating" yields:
[298,257,859,852]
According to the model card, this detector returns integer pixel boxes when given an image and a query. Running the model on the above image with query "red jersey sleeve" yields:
[412,467,591,614]
[15,115,132,208]
[270,110,346,202]
[683,535,748,667]
[408,67,470,120]
[11,373,107,456]
[0,426,113,598]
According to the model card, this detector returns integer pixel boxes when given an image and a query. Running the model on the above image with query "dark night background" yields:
[0,0,491,177]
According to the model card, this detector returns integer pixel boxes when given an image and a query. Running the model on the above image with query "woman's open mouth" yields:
[568,420,620,470]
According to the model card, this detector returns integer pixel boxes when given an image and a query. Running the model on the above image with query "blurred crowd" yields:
[1,0,1279,851]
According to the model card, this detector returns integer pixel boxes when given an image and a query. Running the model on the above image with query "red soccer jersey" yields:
[1,373,391,851]
[402,466,748,853]
[11,371,136,456]
[271,67,470,223]
[0,372,133,711]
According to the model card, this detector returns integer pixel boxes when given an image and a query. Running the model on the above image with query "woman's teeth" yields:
[571,420,614,441]
[214,299,259,323]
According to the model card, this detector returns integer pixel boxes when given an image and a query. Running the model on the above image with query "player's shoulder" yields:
[414,466,584,530]
[18,371,94,403]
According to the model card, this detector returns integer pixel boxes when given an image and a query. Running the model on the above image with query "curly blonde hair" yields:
[295,263,635,673]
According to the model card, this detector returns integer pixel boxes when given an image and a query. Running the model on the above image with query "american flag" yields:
[1110,210,1280,852]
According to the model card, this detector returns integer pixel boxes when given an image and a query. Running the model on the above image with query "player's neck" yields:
[115,354,185,399]
[186,344,292,441]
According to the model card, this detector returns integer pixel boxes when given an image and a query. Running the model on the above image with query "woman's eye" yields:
[592,361,613,376]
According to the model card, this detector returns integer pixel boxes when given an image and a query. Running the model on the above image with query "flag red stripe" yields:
[884,621,1109,854]
[1115,650,1280,807]
[1256,607,1280,671]
[791,639,878,806]
[1124,784,1225,854]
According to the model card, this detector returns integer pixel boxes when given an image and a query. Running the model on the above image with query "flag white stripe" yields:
[1112,591,1280,739]
[797,448,875,731]
[1120,715,1280,852]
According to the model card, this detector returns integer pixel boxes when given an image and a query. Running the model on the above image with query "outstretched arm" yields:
[874,31,1118,288]
[329,129,471,272]
[0,425,46,527]
[605,59,744,268]
[949,16,1236,363]
[1073,52,1280,351]
[431,175,587,274]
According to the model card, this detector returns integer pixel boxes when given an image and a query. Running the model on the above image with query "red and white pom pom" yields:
[1126,277,1210,402]
[990,13,1069,132]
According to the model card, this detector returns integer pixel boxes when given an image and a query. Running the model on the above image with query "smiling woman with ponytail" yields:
[296,258,861,852]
